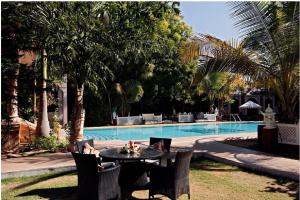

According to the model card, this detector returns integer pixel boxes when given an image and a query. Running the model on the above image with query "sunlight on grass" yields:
[2,159,298,200]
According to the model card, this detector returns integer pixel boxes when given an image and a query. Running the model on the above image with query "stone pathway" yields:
[193,140,299,181]
[2,133,299,181]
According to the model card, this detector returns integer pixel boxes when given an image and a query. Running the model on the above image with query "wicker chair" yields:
[149,149,193,200]
[76,139,94,154]
[75,139,104,164]
[72,152,121,200]
[150,137,172,152]
[148,137,172,166]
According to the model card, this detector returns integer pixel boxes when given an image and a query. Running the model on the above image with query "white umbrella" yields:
[239,101,262,109]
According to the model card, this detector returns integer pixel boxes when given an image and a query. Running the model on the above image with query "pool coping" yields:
[84,121,263,130]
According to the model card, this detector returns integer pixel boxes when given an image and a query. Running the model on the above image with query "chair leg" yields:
[149,192,156,199]
[188,192,191,200]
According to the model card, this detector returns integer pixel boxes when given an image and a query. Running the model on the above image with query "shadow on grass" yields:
[191,157,299,199]
[263,178,299,200]
[190,165,240,172]
[18,186,77,200]
[13,171,76,190]
[190,157,240,172]
[19,187,167,200]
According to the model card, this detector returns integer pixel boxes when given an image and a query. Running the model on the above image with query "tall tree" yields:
[35,49,51,136]
[53,2,113,142]
[1,2,30,124]
[228,2,299,123]
[25,2,65,137]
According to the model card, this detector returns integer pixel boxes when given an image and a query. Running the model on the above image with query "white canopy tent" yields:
[239,101,262,109]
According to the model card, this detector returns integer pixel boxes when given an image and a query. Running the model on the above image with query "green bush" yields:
[33,135,68,152]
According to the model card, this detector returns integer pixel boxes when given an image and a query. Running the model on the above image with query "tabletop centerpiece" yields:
[121,141,141,154]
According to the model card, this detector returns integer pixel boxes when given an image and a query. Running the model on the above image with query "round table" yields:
[99,147,163,161]
[100,147,163,199]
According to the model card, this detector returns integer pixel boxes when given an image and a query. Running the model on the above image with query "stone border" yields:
[2,166,76,179]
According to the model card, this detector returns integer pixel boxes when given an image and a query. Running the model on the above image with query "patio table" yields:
[99,147,163,199]
[99,147,163,162]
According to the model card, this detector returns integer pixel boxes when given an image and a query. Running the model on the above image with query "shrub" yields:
[33,135,68,152]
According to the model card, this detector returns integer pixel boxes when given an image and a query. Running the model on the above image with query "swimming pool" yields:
[84,122,261,141]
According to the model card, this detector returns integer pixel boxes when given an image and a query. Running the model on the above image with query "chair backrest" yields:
[149,137,172,152]
[72,152,121,200]
[76,139,94,154]
[72,152,99,199]
[72,152,98,178]
[174,149,193,180]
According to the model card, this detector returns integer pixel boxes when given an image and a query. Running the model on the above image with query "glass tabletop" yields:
[99,147,163,160]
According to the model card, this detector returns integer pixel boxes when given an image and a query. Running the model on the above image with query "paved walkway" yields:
[2,133,299,181]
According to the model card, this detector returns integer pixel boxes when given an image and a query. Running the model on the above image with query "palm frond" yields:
[196,34,262,80]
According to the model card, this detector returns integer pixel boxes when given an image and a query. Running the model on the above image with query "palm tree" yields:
[114,80,144,116]
[1,2,29,124]
[35,49,51,137]
[180,3,299,123]
[195,72,236,114]
[27,2,65,137]
[54,2,113,142]
[228,2,299,123]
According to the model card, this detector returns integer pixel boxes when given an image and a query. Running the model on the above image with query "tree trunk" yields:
[107,91,113,125]
[70,83,85,142]
[220,100,224,115]
[32,78,37,113]
[7,68,20,124]
[36,49,50,137]
[274,82,298,123]
[279,95,297,123]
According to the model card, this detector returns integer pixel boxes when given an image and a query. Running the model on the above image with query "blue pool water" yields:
[84,122,261,141]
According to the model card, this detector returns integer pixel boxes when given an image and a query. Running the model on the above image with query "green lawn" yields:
[2,158,298,200]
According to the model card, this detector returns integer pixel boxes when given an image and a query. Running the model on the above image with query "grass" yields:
[2,158,299,200]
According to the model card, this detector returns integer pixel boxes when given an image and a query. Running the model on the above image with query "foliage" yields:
[2,2,201,126]
[1,2,33,121]
[179,35,203,64]
[229,74,248,92]
[33,135,68,152]
[89,2,195,117]
[195,72,236,113]
[53,2,113,89]
[51,111,61,136]
[227,2,299,123]
[124,80,144,104]
[180,2,299,122]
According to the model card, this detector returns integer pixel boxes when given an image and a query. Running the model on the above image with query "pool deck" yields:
[2,132,299,181]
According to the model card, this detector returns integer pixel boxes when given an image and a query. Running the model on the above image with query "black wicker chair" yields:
[75,139,104,164]
[149,149,193,200]
[72,152,121,200]
[148,137,172,166]
[76,139,94,154]
[149,137,172,152]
